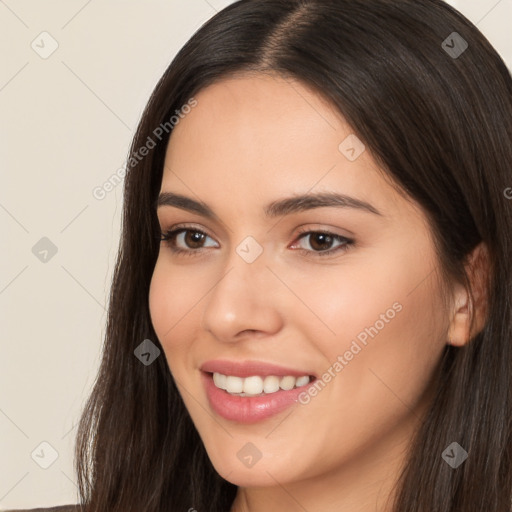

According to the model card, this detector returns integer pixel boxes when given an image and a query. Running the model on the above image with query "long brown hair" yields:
[75,1,512,510]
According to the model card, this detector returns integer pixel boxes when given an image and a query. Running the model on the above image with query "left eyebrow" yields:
[155,191,383,218]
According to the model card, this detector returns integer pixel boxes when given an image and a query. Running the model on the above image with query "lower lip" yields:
[201,371,316,424]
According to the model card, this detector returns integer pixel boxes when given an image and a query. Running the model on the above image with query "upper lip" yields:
[200,359,317,379]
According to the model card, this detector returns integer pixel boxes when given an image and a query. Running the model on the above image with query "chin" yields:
[206,450,302,487]
[220,465,290,487]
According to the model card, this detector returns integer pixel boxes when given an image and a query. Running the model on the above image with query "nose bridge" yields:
[219,231,270,289]
[200,234,283,339]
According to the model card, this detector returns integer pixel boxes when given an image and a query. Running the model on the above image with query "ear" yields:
[447,242,491,347]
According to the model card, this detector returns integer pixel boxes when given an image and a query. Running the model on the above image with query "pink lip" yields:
[200,359,317,378]
[200,361,318,424]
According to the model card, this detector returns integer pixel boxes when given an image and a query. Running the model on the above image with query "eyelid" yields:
[162,222,217,242]
[159,223,355,258]
[160,222,350,240]
[293,224,353,240]
[289,227,354,256]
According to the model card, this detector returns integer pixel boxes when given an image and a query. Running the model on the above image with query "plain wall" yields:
[1,0,511,508]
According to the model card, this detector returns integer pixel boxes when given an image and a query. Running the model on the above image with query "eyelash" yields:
[159,224,355,258]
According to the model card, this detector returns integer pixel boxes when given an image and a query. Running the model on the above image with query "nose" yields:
[200,247,284,342]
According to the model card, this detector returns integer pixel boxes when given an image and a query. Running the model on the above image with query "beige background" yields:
[1,0,511,509]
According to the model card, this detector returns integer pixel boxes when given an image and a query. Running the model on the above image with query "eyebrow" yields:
[155,191,383,218]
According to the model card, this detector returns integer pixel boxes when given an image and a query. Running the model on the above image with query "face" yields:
[149,74,449,492]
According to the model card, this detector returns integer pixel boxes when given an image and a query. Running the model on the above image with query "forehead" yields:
[161,74,422,224]
[167,73,348,163]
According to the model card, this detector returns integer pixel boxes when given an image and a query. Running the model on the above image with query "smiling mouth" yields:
[206,371,317,397]
[201,369,318,423]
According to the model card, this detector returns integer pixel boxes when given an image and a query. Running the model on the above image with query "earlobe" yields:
[447,242,491,347]
[447,286,471,347]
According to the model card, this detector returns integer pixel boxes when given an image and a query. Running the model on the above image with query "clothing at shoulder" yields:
[4,506,80,512]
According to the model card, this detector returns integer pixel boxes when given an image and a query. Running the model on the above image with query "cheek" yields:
[148,260,171,344]
[321,255,445,413]
[292,241,445,399]
[284,254,446,468]
[148,257,204,358]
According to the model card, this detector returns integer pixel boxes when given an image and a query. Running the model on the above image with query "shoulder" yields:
[3,506,80,512]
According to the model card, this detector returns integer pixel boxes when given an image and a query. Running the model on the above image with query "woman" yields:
[10,0,512,510]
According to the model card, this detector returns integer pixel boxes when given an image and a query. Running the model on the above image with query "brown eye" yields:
[291,230,355,257]
[182,230,207,249]
[160,227,219,255]
[308,232,336,251]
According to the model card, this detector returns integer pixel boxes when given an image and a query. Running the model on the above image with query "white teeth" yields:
[280,376,296,390]
[212,372,311,395]
[243,376,263,395]
[295,375,310,387]
[263,375,280,394]
[225,375,244,394]
[213,372,227,390]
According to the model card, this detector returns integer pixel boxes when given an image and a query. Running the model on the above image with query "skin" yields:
[148,73,487,512]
